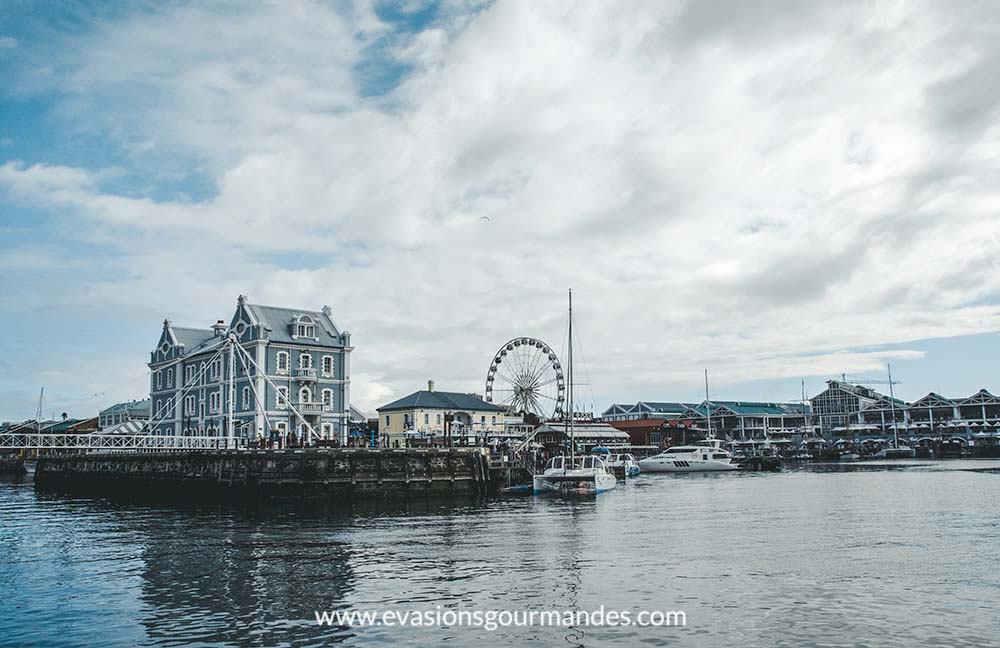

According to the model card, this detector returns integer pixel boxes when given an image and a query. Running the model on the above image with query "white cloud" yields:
[3,0,1000,414]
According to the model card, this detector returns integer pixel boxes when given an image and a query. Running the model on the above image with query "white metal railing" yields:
[0,432,240,451]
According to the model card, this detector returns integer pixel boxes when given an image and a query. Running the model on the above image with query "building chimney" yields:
[428,380,435,393]
[212,319,228,337]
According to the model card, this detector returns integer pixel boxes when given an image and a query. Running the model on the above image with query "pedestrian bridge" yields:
[0,432,236,452]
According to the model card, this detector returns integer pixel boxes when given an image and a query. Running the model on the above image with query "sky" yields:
[1,0,999,421]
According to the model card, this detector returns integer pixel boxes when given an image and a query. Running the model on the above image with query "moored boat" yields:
[604,451,640,477]
[531,289,616,496]
[638,440,739,473]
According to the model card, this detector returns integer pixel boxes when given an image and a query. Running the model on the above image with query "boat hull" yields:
[533,471,617,495]
[637,458,738,473]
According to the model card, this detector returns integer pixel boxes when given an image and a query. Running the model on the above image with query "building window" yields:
[385,415,390,427]
[210,391,221,413]
[299,353,312,369]
[436,414,441,424]
[155,399,162,415]
[277,387,288,409]
[155,371,161,389]
[322,355,334,377]
[211,359,222,380]
[276,422,287,435]
[185,395,196,415]
[322,389,333,408]
[491,416,496,425]
[321,422,333,438]
[276,352,289,374]
[424,413,429,425]
[299,386,312,403]
[295,318,315,337]
[242,386,251,410]
[166,368,174,385]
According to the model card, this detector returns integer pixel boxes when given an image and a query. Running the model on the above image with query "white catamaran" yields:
[533,290,617,495]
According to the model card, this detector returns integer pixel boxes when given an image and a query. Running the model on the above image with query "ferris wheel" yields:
[485,337,565,420]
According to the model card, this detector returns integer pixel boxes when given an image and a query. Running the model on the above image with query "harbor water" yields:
[2,460,999,647]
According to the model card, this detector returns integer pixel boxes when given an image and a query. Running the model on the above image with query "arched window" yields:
[299,386,312,403]
[295,315,316,338]
[299,353,312,369]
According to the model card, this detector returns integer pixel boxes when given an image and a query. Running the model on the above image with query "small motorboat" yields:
[604,452,640,477]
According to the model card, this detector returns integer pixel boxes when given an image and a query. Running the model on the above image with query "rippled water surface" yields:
[2,460,1000,647]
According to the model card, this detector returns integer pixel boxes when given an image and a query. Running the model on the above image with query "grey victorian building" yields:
[148,295,353,443]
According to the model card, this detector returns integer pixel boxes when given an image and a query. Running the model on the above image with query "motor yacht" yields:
[638,440,739,473]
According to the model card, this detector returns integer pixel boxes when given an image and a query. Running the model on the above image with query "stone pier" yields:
[35,448,494,500]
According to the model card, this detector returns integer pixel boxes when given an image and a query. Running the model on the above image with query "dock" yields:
[34,448,495,500]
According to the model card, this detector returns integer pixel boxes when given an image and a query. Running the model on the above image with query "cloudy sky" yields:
[2,0,999,420]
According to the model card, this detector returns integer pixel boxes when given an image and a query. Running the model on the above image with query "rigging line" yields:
[41,370,156,412]
[234,342,318,439]
[234,344,273,438]
[570,311,598,417]
[146,343,228,432]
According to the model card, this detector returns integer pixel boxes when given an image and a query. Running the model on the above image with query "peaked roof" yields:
[100,399,151,417]
[959,389,1000,405]
[242,302,345,347]
[172,327,215,349]
[861,395,909,411]
[635,401,690,413]
[683,400,808,417]
[377,390,506,413]
[601,403,631,415]
[912,392,956,407]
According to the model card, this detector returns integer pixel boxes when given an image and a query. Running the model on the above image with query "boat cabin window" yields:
[546,457,564,470]
[712,453,729,460]
[581,456,602,470]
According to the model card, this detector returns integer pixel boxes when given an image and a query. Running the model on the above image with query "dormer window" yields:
[293,315,315,338]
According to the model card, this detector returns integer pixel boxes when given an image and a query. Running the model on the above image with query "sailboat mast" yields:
[887,363,899,448]
[35,387,44,454]
[704,369,711,440]
[568,288,574,464]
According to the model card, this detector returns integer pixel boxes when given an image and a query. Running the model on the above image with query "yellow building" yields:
[377,380,507,447]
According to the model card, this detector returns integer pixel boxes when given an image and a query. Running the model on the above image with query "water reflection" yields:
[2,462,1000,647]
